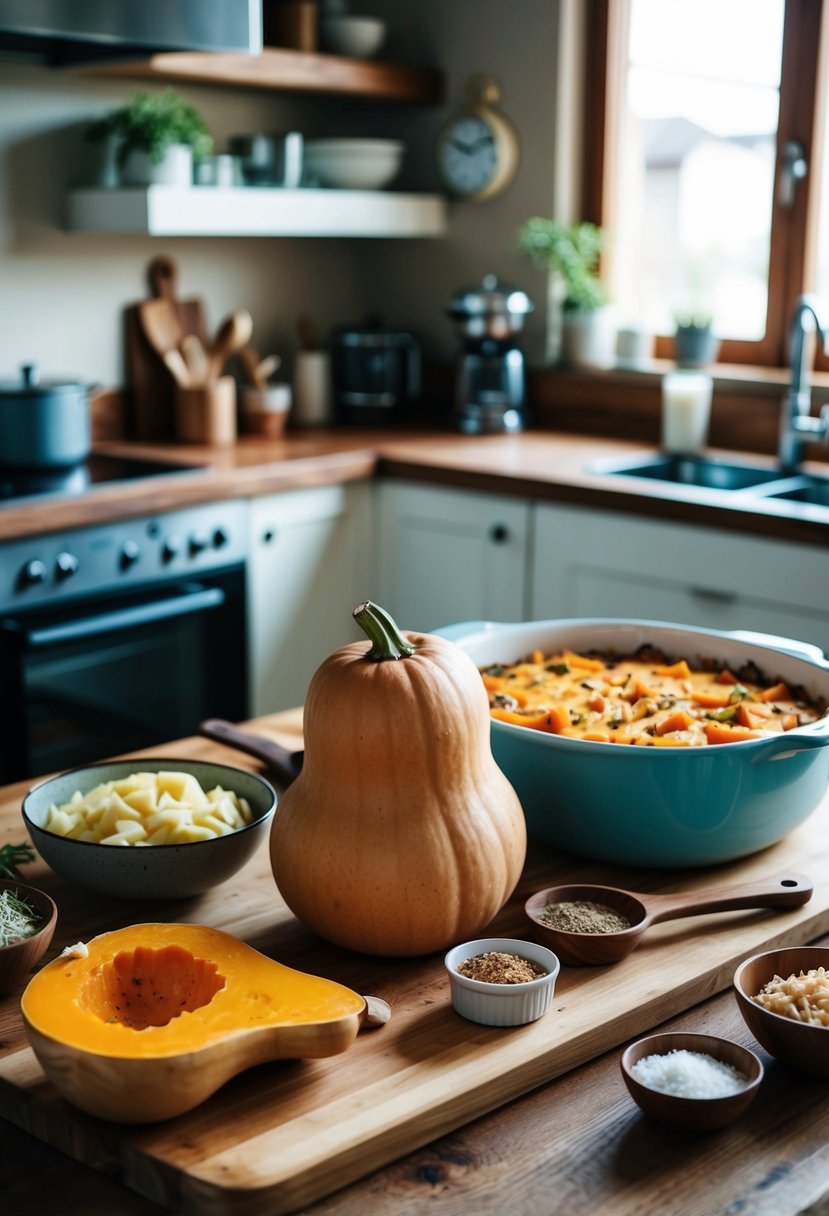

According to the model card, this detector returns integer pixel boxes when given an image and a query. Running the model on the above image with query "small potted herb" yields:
[518,217,616,368]
[673,311,720,368]
[87,89,213,187]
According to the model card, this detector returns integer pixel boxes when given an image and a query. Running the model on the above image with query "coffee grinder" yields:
[446,275,534,433]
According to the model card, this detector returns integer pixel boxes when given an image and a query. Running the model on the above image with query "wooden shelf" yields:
[66,186,448,238]
[76,48,445,105]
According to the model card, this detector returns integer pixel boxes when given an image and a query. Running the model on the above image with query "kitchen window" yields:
[582,0,827,369]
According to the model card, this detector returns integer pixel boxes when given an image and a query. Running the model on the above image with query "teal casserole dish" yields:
[437,619,829,867]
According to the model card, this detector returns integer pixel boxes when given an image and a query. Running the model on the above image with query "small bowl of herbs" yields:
[0,844,57,994]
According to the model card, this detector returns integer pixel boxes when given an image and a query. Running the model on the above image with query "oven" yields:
[0,500,249,783]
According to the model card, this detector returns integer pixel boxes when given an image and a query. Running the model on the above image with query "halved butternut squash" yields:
[21,923,378,1123]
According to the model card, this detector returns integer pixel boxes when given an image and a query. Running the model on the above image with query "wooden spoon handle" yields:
[198,718,303,788]
[643,872,813,927]
[163,348,191,388]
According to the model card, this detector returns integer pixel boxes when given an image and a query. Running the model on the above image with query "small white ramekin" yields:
[444,937,561,1027]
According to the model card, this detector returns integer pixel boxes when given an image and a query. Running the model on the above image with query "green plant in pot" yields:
[518,218,615,368]
[673,310,719,368]
[88,89,213,187]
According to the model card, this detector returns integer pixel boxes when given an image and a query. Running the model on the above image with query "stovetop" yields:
[0,453,206,504]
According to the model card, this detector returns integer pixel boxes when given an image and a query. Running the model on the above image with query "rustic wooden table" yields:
[2,710,828,1216]
[4,955,829,1216]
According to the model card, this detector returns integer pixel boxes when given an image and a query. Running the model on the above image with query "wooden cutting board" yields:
[125,255,208,441]
[2,710,829,1216]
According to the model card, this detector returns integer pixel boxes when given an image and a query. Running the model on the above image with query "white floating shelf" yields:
[67,186,448,238]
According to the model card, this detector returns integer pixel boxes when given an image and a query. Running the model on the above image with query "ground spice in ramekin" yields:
[539,900,632,934]
[456,951,546,984]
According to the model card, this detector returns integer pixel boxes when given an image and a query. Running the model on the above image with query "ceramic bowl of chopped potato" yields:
[437,618,829,867]
[22,760,277,899]
[734,946,829,1078]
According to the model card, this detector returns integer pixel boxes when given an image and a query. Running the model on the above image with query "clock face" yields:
[438,115,499,197]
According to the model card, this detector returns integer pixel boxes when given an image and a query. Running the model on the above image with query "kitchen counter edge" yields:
[0,429,826,548]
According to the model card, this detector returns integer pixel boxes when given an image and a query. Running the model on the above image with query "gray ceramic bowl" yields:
[22,759,277,900]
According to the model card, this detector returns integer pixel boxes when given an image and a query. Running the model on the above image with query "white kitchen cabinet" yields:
[377,480,530,631]
[248,483,373,714]
[531,503,829,655]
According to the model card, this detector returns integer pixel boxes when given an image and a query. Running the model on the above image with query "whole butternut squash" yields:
[270,602,526,956]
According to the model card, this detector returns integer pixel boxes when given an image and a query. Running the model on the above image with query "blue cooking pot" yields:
[437,619,829,867]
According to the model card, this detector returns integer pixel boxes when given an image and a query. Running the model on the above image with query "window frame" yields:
[580,0,827,369]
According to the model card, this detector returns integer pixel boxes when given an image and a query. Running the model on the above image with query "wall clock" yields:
[436,74,519,203]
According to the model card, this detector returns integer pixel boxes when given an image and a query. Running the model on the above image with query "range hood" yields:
[0,0,263,63]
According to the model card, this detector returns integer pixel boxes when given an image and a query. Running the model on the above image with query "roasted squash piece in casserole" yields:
[481,645,825,746]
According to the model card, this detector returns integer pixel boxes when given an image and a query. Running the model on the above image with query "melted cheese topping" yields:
[481,647,825,746]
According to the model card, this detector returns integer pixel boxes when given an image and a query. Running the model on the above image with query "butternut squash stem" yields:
[353,601,415,662]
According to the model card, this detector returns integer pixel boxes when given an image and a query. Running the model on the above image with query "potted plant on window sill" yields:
[673,312,720,368]
[518,217,615,369]
[87,89,213,188]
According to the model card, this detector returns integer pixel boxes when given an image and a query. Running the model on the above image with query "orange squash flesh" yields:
[21,923,368,1122]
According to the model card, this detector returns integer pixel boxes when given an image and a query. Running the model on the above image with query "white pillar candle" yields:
[661,371,713,454]
[292,351,332,426]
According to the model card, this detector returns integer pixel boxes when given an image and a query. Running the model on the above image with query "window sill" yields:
[528,362,829,460]
[536,359,829,397]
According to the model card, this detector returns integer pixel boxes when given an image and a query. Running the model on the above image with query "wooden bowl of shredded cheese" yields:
[0,878,57,994]
[734,947,829,1078]
[22,759,277,900]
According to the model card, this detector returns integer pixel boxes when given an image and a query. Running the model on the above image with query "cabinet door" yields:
[248,483,373,715]
[532,503,829,655]
[378,480,529,631]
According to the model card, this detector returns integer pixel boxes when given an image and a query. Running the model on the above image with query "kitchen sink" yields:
[588,453,786,491]
[763,476,829,507]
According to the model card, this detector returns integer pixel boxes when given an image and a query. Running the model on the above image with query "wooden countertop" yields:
[0,428,827,547]
[6,965,828,1216]
[2,710,829,1216]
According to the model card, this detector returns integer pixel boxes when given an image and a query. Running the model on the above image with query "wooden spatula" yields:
[139,297,190,387]
[207,309,254,381]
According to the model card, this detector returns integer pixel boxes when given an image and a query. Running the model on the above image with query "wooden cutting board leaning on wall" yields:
[125,255,207,440]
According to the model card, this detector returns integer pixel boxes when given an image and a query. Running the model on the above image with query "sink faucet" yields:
[779,293,829,473]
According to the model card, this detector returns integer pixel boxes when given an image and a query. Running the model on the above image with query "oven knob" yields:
[212,526,229,549]
[55,552,80,581]
[189,533,210,557]
[19,559,47,587]
[119,540,140,571]
[162,536,182,563]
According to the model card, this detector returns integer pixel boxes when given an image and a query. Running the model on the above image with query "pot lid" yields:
[0,363,88,398]
[448,274,534,317]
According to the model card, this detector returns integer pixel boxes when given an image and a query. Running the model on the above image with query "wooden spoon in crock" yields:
[524,873,813,966]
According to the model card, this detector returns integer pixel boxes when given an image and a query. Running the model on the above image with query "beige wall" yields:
[0,2,564,390]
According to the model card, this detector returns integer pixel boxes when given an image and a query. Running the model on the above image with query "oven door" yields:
[0,566,247,783]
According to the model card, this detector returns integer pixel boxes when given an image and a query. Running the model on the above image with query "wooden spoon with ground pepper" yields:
[524,872,813,967]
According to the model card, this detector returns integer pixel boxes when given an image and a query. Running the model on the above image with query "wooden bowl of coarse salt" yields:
[620,1032,763,1129]
[734,947,829,1078]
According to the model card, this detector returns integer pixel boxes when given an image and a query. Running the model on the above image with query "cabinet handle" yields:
[261,527,277,544]
[489,523,510,544]
[689,586,738,604]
